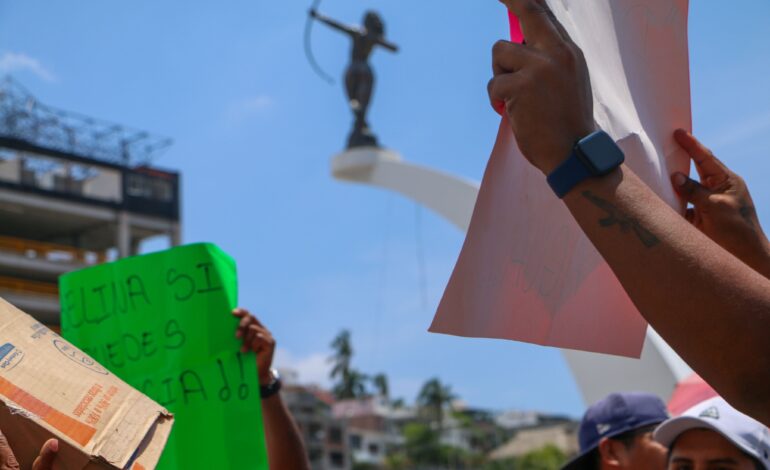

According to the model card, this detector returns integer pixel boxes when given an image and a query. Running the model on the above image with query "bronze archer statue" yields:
[309,9,399,149]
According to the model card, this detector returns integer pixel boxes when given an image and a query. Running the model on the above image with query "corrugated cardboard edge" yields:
[128,413,174,470]
[87,388,172,468]
[0,298,174,469]
[83,411,173,470]
[1,397,173,470]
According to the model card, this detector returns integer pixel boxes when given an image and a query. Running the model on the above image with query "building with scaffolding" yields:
[0,77,181,326]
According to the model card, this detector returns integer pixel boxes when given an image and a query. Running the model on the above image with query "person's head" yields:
[363,11,384,37]
[654,397,770,470]
[562,392,669,470]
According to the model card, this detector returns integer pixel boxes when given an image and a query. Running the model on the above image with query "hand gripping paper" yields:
[431,0,691,358]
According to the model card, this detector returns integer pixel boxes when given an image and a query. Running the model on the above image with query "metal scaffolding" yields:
[0,76,172,166]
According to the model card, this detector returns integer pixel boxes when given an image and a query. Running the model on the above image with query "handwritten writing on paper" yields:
[61,243,269,469]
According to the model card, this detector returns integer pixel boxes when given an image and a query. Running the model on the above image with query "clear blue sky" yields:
[2,1,770,417]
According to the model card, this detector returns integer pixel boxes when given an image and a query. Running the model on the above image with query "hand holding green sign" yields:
[60,243,268,469]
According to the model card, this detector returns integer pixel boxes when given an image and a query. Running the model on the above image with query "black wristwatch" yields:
[546,130,625,198]
[260,368,282,399]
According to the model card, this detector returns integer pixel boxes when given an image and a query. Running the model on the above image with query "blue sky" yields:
[2,1,770,417]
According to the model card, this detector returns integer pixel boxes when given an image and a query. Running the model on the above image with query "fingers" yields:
[32,439,58,470]
[488,73,525,113]
[490,40,537,114]
[499,0,567,48]
[232,308,274,354]
[674,129,729,185]
[492,40,539,75]
[242,324,262,353]
[233,308,264,327]
[0,431,19,470]
[245,326,271,352]
[244,326,276,363]
[232,308,266,339]
[672,172,712,206]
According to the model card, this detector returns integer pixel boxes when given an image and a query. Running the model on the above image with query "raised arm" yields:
[310,9,358,37]
[233,308,310,470]
[377,38,399,53]
[491,0,770,426]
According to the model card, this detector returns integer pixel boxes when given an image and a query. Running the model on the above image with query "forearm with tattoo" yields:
[582,191,660,248]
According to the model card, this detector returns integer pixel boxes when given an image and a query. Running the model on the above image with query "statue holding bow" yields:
[309,8,399,148]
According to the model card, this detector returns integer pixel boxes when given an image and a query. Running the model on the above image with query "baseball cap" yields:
[654,397,770,469]
[562,392,669,470]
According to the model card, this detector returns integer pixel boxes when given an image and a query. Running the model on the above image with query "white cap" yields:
[654,397,770,469]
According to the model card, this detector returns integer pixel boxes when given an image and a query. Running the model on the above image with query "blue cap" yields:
[562,392,669,470]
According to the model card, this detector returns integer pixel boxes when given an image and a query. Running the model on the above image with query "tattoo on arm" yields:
[582,191,660,248]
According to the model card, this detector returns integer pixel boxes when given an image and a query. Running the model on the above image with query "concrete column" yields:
[130,238,141,256]
[117,211,130,258]
[170,223,182,247]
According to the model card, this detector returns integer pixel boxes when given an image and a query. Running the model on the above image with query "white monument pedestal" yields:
[332,147,479,231]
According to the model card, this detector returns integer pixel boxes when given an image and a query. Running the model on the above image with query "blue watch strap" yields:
[547,150,592,199]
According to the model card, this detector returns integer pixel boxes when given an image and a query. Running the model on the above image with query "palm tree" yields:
[416,378,456,431]
[329,330,369,399]
[329,330,353,381]
[333,369,369,400]
[372,373,389,398]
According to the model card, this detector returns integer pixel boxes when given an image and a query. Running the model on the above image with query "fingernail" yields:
[673,173,687,187]
[51,440,59,452]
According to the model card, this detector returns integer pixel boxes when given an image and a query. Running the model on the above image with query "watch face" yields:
[577,131,625,175]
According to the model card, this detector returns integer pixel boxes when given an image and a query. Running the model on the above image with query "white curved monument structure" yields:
[332,146,693,406]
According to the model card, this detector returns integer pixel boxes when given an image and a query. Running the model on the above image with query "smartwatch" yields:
[546,130,625,198]
[260,368,282,399]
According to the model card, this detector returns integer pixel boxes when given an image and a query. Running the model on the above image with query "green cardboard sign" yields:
[59,243,268,469]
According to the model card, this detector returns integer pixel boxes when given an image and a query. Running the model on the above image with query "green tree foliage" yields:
[329,330,369,399]
[484,445,568,470]
[391,397,406,409]
[416,378,456,430]
[383,452,409,470]
[332,368,369,399]
[403,422,442,464]
[400,422,482,468]
[372,373,389,398]
[329,329,353,379]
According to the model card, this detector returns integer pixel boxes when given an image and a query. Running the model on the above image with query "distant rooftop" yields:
[0,76,171,167]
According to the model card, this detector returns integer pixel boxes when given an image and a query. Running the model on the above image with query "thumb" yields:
[32,439,58,470]
[672,172,711,206]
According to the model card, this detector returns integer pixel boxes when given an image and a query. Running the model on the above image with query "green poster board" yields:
[59,243,268,469]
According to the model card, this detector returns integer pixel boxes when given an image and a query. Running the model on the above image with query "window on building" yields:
[368,443,380,455]
[309,449,323,464]
[329,452,345,468]
[328,426,343,444]
[308,423,323,442]
[126,173,173,202]
[349,434,362,450]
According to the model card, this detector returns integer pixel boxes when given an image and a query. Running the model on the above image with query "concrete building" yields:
[333,396,416,466]
[0,77,180,325]
[282,384,352,470]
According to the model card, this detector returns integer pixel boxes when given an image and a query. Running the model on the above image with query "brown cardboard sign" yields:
[0,297,173,469]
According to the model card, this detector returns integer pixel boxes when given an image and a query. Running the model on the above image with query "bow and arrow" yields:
[304,0,335,85]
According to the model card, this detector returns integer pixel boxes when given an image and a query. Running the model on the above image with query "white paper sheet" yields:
[431,0,691,357]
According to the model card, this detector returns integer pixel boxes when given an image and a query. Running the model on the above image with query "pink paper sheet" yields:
[431,0,691,358]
